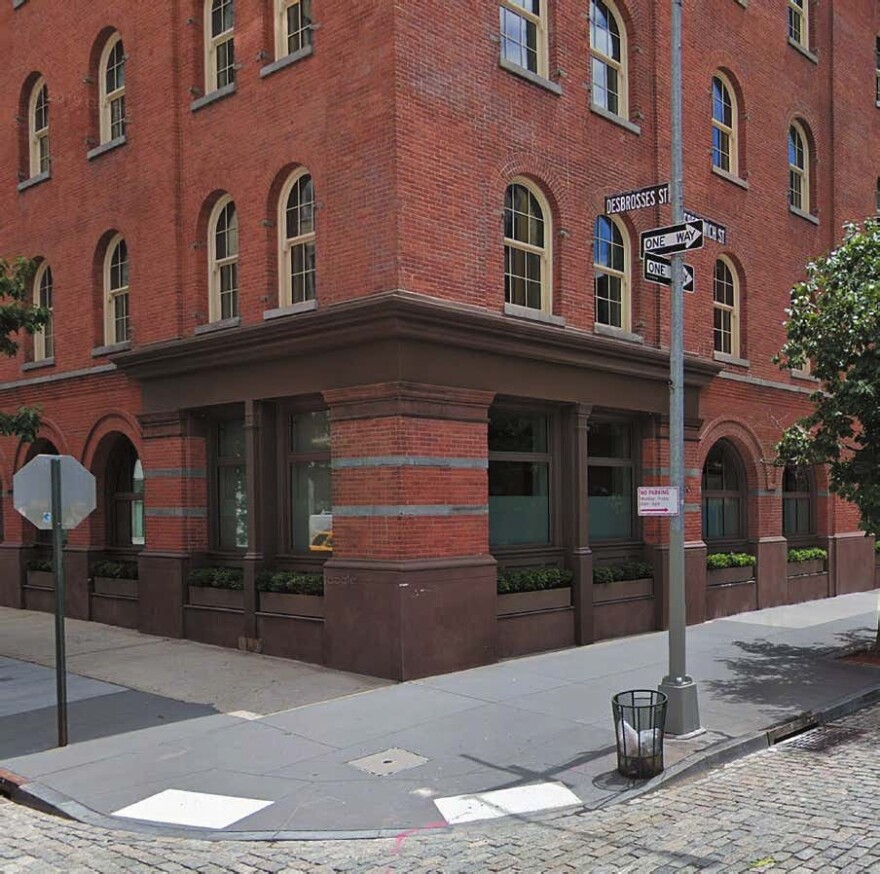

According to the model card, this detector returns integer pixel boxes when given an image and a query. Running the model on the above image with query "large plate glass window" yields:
[216,419,248,550]
[783,465,813,537]
[702,441,744,541]
[288,411,332,553]
[588,421,634,541]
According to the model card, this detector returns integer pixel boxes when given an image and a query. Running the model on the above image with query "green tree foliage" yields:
[0,258,49,441]
[776,219,880,535]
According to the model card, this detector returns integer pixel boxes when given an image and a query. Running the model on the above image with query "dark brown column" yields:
[564,404,593,646]
[240,400,264,648]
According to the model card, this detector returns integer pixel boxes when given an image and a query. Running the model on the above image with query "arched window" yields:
[875,37,880,106]
[104,236,130,345]
[782,464,813,539]
[107,438,145,547]
[99,34,126,144]
[788,0,808,49]
[711,74,738,176]
[278,171,316,307]
[276,0,313,59]
[206,0,235,92]
[33,262,54,362]
[29,77,50,178]
[713,257,740,357]
[788,122,810,213]
[504,180,551,313]
[702,441,745,541]
[499,0,547,77]
[594,215,630,330]
[208,197,239,322]
[590,0,627,118]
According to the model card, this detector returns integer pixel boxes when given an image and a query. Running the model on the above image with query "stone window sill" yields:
[790,369,818,383]
[92,340,131,358]
[498,57,563,96]
[194,316,241,335]
[87,135,127,161]
[788,38,818,65]
[503,302,565,326]
[589,102,641,135]
[711,166,749,190]
[260,44,314,78]
[789,205,819,226]
[713,351,750,368]
[594,322,644,344]
[191,83,236,112]
[22,357,54,372]
[17,170,50,192]
[263,299,318,320]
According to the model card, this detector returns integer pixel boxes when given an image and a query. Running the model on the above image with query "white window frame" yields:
[29,77,50,178]
[208,196,239,323]
[875,36,880,106]
[99,34,126,144]
[33,262,53,362]
[593,214,631,332]
[788,0,808,49]
[278,169,316,307]
[503,178,552,314]
[711,73,738,177]
[275,0,313,60]
[589,0,628,119]
[104,234,130,345]
[788,121,810,213]
[713,256,740,358]
[205,0,235,93]
[499,0,548,78]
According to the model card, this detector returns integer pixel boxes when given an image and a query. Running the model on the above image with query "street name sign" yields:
[640,220,704,258]
[683,209,727,245]
[643,252,695,293]
[605,182,670,215]
[14,454,96,530]
[637,486,680,517]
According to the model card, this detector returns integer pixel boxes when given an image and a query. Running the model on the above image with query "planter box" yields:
[593,577,653,604]
[187,586,244,610]
[259,591,324,618]
[26,570,53,589]
[707,566,755,586]
[787,559,827,577]
[497,587,571,616]
[93,576,139,599]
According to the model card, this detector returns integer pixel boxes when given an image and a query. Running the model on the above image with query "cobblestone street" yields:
[2,702,880,873]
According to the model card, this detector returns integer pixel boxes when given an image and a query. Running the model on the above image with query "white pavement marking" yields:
[113,789,272,829]
[434,782,581,825]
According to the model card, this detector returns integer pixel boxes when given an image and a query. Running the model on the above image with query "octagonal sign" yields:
[14,454,96,530]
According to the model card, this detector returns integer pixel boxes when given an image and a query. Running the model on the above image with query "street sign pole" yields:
[659,0,701,736]
[50,457,69,747]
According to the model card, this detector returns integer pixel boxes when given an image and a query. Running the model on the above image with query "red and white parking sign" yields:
[637,486,680,517]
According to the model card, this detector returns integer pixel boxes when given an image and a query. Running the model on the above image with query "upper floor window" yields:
[711,74,738,177]
[105,235,130,345]
[33,262,53,361]
[875,177,880,215]
[279,171,316,307]
[875,37,880,105]
[787,0,808,48]
[594,215,630,330]
[99,34,126,143]
[590,0,627,118]
[788,122,810,213]
[500,1,547,77]
[208,197,239,322]
[504,180,551,313]
[276,0,313,59]
[206,0,235,92]
[713,257,740,357]
[29,78,50,178]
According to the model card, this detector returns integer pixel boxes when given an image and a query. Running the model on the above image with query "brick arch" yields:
[81,412,143,473]
[496,155,569,221]
[698,417,769,492]
[14,419,69,473]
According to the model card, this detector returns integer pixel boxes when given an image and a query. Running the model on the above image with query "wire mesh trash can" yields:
[612,689,668,779]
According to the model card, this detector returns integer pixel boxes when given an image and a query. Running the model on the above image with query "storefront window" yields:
[216,419,248,550]
[289,410,332,553]
[588,421,633,540]
[783,465,813,537]
[702,441,744,541]
[108,438,145,547]
[488,411,550,546]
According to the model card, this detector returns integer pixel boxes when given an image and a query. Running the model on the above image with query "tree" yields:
[0,258,50,441]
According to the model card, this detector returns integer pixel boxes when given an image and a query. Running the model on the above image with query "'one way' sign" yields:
[640,220,704,258]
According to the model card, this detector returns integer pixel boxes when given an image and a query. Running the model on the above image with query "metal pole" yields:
[659,0,701,736]
[51,457,68,747]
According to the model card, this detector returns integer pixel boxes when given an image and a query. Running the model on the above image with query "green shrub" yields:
[187,567,244,590]
[27,559,53,572]
[592,561,654,585]
[91,560,139,580]
[497,567,573,595]
[875,541,880,554]
[706,552,756,570]
[256,571,324,596]
[787,547,828,564]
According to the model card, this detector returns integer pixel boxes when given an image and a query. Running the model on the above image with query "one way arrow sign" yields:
[643,252,695,293]
[640,220,704,258]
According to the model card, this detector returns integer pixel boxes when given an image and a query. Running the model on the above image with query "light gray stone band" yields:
[0,363,115,392]
[332,456,487,470]
[145,469,207,479]
[145,508,208,518]
[333,505,489,517]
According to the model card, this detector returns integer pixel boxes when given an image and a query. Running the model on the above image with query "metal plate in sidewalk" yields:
[347,747,428,777]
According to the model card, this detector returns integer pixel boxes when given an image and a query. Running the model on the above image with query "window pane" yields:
[114,292,130,343]
[218,419,245,458]
[218,463,248,549]
[489,411,548,453]
[290,460,332,552]
[588,465,632,540]
[489,460,549,545]
[588,421,630,458]
[290,410,330,453]
[131,498,145,546]
[286,0,313,54]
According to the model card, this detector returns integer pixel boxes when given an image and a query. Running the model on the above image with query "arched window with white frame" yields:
[33,262,54,362]
[788,121,810,213]
[590,0,628,119]
[593,215,630,331]
[29,77,50,178]
[206,0,235,92]
[278,171,316,307]
[504,180,551,314]
[99,34,126,144]
[711,74,738,177]
[499,1,547,77]
[713,257,740,357]
[105,235,130,345]
[208,197,239,322]
[276,0,313,60]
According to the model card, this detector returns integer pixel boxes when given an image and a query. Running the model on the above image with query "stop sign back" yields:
[13,454,96,530]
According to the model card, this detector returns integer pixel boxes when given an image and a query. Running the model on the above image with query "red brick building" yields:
[1,0,878,680]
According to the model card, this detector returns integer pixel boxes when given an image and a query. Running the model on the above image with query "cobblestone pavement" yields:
[2,703,880,873]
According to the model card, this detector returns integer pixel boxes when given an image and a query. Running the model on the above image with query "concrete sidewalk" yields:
[1,591,879,839]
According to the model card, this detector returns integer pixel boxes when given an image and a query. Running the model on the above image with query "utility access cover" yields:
[348,748,428,777]
[13,454,96,530]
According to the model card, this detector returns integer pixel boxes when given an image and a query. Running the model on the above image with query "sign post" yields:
[14,454,96,747]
